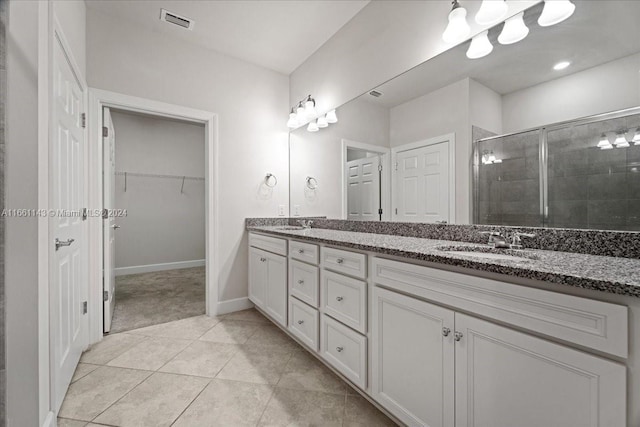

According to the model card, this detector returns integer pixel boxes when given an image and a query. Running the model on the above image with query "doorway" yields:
[102,109,207,334]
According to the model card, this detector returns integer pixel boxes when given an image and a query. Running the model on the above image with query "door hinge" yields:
[102,126,109,137]
[378,208,383,215]
[82,301,88,314]
[103,290,109,302]
[395,208,398,215]
[378,164,383,172]
[81,113,86,128]
[82,207,87,221]
[394,162,398,171]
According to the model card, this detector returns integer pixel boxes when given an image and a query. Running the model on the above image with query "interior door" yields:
[103,107,117,333]
[395,141,450,223]
[51,34,87,411]
[346,156,381,221]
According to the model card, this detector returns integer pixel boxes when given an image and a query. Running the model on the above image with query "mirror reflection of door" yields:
[346,153,382,221]
[393,137,452,224]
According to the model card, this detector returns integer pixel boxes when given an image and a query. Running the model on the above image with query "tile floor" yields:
[58,309,397,426]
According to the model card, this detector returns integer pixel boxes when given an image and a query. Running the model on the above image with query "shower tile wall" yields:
[476,127,541,227]
[547,114,640,231]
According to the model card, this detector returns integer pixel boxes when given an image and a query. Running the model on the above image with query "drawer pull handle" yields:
[298,280,304,285]
[336,296,344,302]
[336,346,344,352]
[297,320,304,325]
[442,327,451,337]
[298,249,305,254]
[454,332,463,342]
[336,258,344,264]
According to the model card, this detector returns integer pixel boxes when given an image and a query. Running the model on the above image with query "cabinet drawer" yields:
[290,260,319,307]
[289,298,319,351]
[290,240,319,265]
[320,314,367,389]
[322,247,367,279]
[249,233,287,256]
[373,257,629,358]
[321,270,367,333]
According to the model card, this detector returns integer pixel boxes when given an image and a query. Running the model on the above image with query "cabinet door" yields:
[249,247,267,309]
[264,252,287,327]
[371,286,455,427]
[455,313,626,427]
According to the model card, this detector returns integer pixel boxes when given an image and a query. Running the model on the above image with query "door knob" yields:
[55,238,75,251]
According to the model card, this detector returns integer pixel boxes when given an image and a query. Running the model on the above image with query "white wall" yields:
[87,10,289,302]
[290,97,389,218]
[503,52,640,132]
[110,111,205,270]
[469,78,503,135]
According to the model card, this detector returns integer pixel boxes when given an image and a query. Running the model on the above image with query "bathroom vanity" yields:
[246,223,639,427]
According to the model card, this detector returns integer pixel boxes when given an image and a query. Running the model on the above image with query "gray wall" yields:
[0,0,5,423]
[110,111,205,270]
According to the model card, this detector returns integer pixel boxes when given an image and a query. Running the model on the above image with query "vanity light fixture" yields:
[442,0,471,44]
[287,94,338,132]
[326,109,338,124]
[597,134,613,150]
[475,0,508,26]
[307,120,319,132]
[614,133,630,148]
[633,128,640,144]
[287,108,298,129]
[304,95,317,118]
[553,61,571,71]
[498,12,529,45]
[317,115,329,128]
[538,0,576,27]
[481,150,502,164]
[467,30,493,59]
[296,101,306,120]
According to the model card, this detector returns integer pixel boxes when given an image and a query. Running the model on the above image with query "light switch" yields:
[278,205,286,216]
[294,205,301,216]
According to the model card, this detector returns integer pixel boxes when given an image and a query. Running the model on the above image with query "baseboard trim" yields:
[216,297,254,315]
[42,411,56,427]
[115,259,205,276]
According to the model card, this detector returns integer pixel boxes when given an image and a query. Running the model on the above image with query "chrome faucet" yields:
[297,220,313,229]
[480,231,510,248]
[510,232,536,249]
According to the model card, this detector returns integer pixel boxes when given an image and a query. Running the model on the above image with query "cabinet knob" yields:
[297,320,304,325]
[454,331,463,342]
[336,346,344,353]
[336,258,344,264]
[298,249,305,254]
[298,280,304,285]
[442,327,451,337]
[260,257,266,262]
[336,296,344,302]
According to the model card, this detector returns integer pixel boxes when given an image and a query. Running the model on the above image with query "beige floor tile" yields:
[343,394,397,426]
[93,372,209,427]
[80,333,147,365]
[173,379,274,427]
[216,344,293,385]
[57,418,88,427]
[159,340,239,378]
[127,314,221,340]
[199,319,261,344]
[58,366,151,421]
[106,337,192,371]
[258,388,345,426]
[221,308,270,324]
[71,363,100,383]
[277,350,347,395]
[245,324,301,351]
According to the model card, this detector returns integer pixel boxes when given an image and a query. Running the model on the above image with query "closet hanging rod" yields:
[115,171,205,181]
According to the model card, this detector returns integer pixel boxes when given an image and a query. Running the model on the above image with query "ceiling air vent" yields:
[160,9,195,30]
[369,90,383,98]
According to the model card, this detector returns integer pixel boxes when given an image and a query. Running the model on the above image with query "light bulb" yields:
[553,61,571,71]
[633,129,640,144]
[307,121,319,132]
[487,152,497,163]
[296,102,305,120]
[442,1,471,44]
[326,109,338,124]
[538,0,575,27]
[286,109,298,129]
[317,115,328,128]
[304,96,317,119]
[596,134,610,148]
[614,134,629,148]
[475,0,508,26]
[498,12,529,45]
[466,30,493,59]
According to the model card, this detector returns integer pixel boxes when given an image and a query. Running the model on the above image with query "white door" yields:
[371,286,455,427]
[264,252,287,327]
[51,35,87,411]
[454,313,626,427]
[249,247,267,309]
[103,108,117,333]
[346,156,381,221]
[394,141,450,223]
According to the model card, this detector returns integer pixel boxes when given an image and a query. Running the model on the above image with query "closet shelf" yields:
[115,171,205,181]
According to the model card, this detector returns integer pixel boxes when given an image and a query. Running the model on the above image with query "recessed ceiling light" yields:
[553,61,571,70]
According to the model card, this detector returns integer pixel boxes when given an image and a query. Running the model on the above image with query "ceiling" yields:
[363,0,640,108]
[86,0,369,75]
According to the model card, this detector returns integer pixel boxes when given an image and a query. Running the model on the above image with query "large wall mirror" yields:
[289,1,640,231]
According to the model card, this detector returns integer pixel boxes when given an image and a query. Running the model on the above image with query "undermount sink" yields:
[274,226,305,231]
[436,245,539,263]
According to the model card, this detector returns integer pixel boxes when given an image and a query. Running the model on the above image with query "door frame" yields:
[391,133,456,223]
[341,139,391,221]
[87,89,219,345]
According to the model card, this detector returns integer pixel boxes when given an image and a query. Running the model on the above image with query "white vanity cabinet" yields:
[248,235,287,327]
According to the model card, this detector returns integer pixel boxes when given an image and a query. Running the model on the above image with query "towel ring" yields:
[265,173,278,188]
[306,176,318,190]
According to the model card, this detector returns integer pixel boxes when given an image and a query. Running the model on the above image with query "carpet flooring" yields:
[109,267,205,334]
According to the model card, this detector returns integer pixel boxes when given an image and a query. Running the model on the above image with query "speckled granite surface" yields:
[246,218,640,259]
[247,225,640,297]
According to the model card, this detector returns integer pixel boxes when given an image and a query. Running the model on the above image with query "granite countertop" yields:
[248,226,640,298]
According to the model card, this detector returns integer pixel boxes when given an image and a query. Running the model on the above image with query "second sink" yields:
[436,245,539,263]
